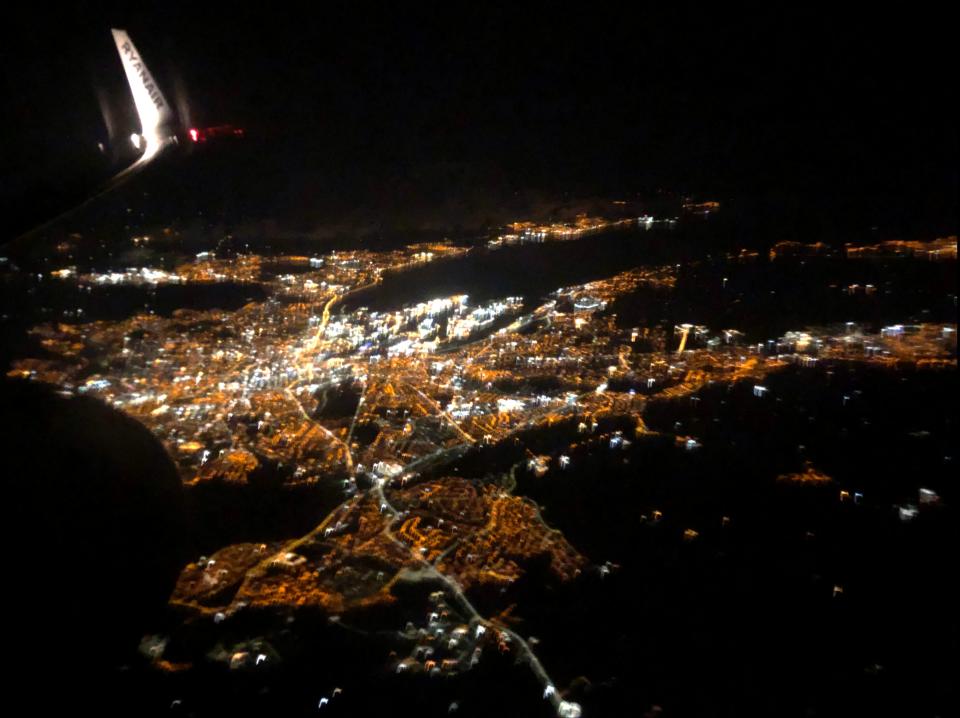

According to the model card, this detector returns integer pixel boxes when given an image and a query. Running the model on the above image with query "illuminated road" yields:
[283,383,354,472]
[370,464,581,718]
[310,292,342,349]
[676,324,691,354]
[405,381,477,444]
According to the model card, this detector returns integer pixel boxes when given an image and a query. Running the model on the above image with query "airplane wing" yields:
[110,28,174,147]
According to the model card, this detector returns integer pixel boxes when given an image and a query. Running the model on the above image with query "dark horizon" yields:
[2,4,956,241]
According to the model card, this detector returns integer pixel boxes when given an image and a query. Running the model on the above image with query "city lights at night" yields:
[1,5,956,718]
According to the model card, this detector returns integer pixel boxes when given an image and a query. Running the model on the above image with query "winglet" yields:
[110,28,173,143]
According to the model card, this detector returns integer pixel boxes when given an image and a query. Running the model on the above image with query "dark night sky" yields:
[1,3,956,240]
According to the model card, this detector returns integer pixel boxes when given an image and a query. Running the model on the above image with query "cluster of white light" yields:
[64,267,185,286]
[496,398,525,413]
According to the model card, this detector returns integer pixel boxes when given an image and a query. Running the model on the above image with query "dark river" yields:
[342,224,683,312]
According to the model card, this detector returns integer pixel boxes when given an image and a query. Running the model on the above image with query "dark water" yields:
[393,362,958,717]
[0,275,266,369]
[502,366,957,718]
[342,225,684,312]
[341,226,956,347]
[610,255,957,339]
[2,273,265,322]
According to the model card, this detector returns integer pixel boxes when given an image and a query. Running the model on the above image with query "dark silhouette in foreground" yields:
[0,378,189,703]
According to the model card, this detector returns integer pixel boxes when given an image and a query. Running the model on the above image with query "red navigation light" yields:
[189,128,199,142]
